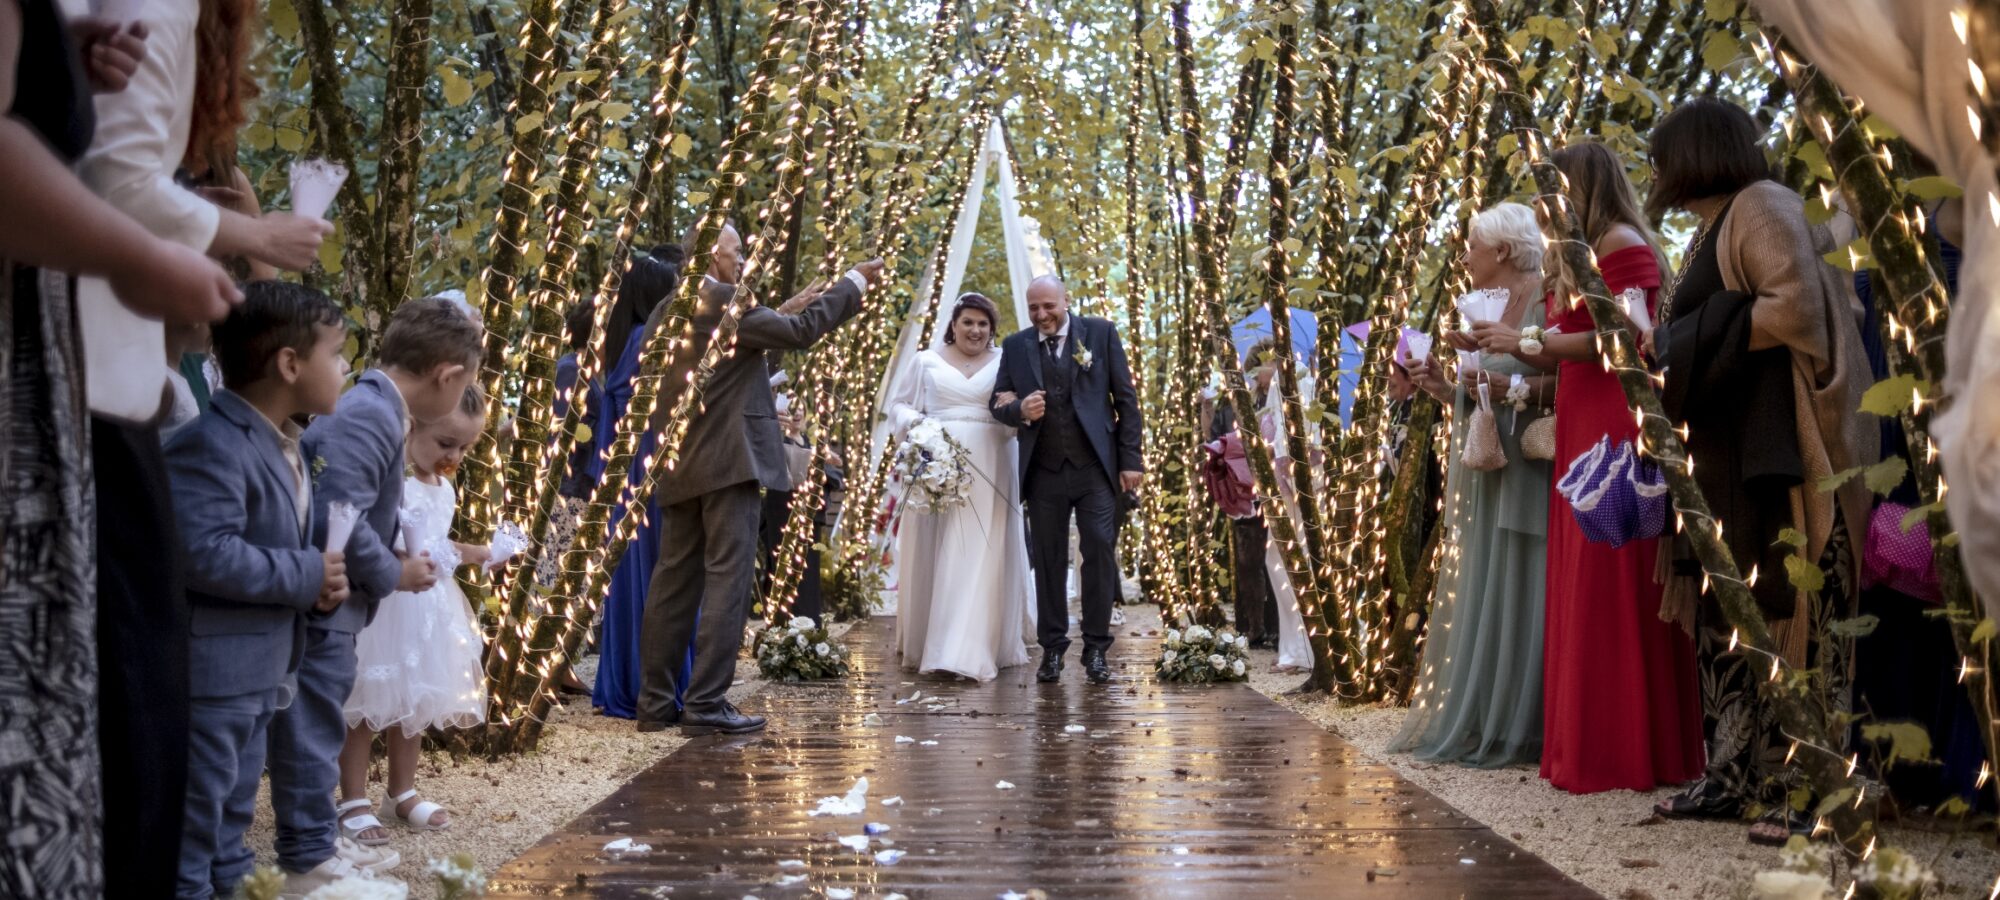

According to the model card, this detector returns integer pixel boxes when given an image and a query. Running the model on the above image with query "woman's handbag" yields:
[1461,382,1507,471]
[1863,501,1942,603]
[1565,439,1668,548]
[1521,414,1557,461]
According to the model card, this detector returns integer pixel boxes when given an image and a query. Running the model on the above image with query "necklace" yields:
[1659,197,1730,332]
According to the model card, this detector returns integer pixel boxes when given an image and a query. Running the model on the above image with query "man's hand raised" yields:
[854,258,886,288]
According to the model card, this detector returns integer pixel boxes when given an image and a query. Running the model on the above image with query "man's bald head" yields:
[1026,275,1070,336]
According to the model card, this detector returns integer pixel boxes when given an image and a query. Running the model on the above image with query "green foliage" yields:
[1860,721,1935,768]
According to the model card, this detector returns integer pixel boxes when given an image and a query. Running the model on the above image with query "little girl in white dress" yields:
[336,385,490,844]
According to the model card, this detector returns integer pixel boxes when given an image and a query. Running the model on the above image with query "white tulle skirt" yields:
[345,578,487,737]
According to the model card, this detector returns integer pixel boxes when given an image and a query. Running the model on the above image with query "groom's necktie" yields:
[1043,335,1061,369]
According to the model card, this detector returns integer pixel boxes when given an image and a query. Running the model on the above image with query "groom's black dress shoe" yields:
[1082,649,1112,684]
[636,707,683,732]
[1037,653,1064,683]
[680,703,766,736]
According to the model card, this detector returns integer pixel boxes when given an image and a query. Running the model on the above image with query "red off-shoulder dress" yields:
[1539,245,1706,793]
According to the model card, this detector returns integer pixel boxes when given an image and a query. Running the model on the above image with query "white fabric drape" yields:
[1749,0,2000,623]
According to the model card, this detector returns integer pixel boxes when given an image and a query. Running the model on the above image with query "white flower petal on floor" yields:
[602,837,652,855]
[995,780,1015,790]
[837,834,871,852]
[810,777,870,817]
[874,849,907,865]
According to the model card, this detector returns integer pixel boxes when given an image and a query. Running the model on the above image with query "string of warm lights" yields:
[480,0,705,719]
[461,0,576,551]
[488,0,814,743]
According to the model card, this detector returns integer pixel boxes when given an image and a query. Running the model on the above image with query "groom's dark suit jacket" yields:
[990,314,1144,491]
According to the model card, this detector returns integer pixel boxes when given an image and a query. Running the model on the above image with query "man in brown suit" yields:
[636,222,882,735]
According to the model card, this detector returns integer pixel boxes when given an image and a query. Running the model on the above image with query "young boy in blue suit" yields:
[272,297,481,891]
[165,282,351,899]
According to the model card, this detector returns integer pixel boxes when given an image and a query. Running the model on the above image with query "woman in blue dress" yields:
[590,247,685,719]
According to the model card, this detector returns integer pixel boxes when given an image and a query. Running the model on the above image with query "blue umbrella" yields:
[1229,307,1317,366]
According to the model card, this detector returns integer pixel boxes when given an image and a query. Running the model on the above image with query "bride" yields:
[888,292,1033,681]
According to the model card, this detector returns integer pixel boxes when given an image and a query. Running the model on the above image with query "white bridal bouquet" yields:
[1155,624,1251,684]
[891,418,974,511]
[752,616,852,682]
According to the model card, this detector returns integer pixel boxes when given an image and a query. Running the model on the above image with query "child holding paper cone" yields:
[284,297,481,892]
[162,281,350,899]
[337,383,494,845]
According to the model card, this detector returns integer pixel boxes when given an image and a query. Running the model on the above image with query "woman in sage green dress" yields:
[1391,203,1555,767]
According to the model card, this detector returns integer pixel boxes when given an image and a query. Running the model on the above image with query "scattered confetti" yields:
[603,837,652,855]
[810,777,870,817]
[895,691,924,705]
[1459,858,1476,865]
[995,780,1016,790]
[826,890,856,900]
[865,822,892,835]
[895,735,916,744]
[769,874,807,887]
[837,834,871,852]
[874,849,907,865]
[1064,725,1086,734]
[776,860,805,869]
[1171,846,1190,856]
[880,796,903,807]
[919,740,939,746]
[862,713,883,726]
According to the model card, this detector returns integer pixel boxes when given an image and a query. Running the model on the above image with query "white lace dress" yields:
[888,349,1034,681]
[345,476,486,736]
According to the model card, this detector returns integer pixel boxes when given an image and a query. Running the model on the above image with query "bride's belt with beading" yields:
[927,411,1006,425]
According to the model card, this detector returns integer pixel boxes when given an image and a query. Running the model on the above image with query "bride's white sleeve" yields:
[886,355,926,437]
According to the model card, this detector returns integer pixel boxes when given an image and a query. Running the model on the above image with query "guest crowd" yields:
[0,0,878,896]
[1358,99,1984,845]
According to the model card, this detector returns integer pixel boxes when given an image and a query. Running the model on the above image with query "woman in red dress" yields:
[1473,142,1704,793]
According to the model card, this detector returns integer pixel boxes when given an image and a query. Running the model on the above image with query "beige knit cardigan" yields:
[1714,180,1880,658]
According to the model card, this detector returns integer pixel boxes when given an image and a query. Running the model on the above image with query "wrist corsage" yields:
[1518,325,1546,356]
[1505,373,1531,412]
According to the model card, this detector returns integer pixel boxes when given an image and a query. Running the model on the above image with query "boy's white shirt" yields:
[66,0,221,422]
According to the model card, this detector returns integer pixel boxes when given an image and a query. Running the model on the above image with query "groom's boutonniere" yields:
[1072,341,1094,371]
[310,454,329,487]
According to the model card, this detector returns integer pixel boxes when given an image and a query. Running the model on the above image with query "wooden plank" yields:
[490,617,1599,898]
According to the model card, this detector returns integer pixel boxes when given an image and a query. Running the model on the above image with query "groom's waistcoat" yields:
[1032,338,1097,473]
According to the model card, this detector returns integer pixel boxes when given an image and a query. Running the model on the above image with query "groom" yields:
[991,276,1144,684]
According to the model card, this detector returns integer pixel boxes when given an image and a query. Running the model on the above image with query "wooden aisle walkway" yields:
[491,617,1598,899]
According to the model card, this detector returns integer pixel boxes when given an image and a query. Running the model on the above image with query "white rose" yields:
[1236,635,1248,649]
[1186,625,1210,642]
[1207,654,1226,669]
[1232,660,1246,676]
[816,642,831,656]
[1165,629,1182,644]
[795,633,809,648]
[791,616,816,632]
[1162,649,1178,663]
[1750,870,1833,900]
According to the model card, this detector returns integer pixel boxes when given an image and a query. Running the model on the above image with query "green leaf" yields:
[1937,796,1972,817]
[1861,113,1901,140]
[1823,236,1872,271]
[275,127,305,152]
[1784,554,1826,593]
[1861,721,1934,766]
[685,190,710,206]
[268,0,298,39]
[1828,615,1880,638]
[1859,373,1928,417]
[438,66,474,107]
[606,4,645,26]
[243,122,275,151]
[513,112,545,135]
[1775,527,1808,548]
[1803,195,1835,226]
[1902,175,1964,201]
[1972,618,1997,645]
[1863,456,1909,495]
[1702,31,1741,72]
[1792,141,1835,180]
[1900,502,1938,533]
[1817,464,1865,493]
[1705,0,1739,21]
[669,133,693,159]
[1813,787,1856,817]
[598,102,634,120]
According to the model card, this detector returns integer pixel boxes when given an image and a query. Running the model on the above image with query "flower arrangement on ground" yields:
[823,554,887,622]
[892,418,974,511]
[753,615,852,682]
[1155,624,1250,684]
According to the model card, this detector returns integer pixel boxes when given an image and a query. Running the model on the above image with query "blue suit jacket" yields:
[165,391,322,699]
[302,369,407,633]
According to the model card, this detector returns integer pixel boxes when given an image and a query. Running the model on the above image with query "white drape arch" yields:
[870,117,1057,470]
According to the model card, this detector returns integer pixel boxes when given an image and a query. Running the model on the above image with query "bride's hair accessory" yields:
[944,292,999,346]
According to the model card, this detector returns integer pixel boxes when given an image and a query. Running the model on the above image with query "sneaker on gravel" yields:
[335,835,403,876]
[281,855,407,899]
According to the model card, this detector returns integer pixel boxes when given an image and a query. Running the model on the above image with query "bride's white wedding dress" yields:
[889,348,1033,681]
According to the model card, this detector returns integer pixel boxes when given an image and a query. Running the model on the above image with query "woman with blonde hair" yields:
[1474,142,1705,794]
[1394,202,1554,766]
